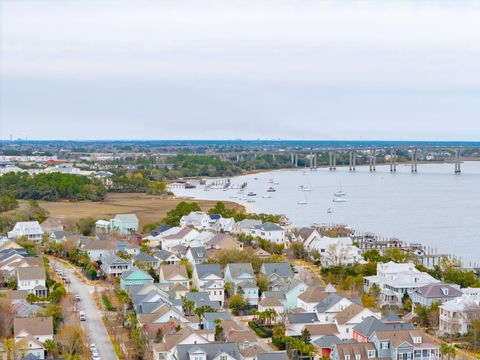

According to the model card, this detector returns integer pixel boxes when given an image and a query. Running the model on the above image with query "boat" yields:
[267,187,276,192]
[262,195,272,199]
[268,179,274,184]
[327,207,333,214]
[247,192,257,196]
[333,193,347,202]
[334,190,346,197]
[298,185,312,192]
[297,200,308,205]
[247,199,256,203]
[273,181,280,185]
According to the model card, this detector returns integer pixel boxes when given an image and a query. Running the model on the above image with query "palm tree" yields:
[44,339,57,358]
[440,343,456,360]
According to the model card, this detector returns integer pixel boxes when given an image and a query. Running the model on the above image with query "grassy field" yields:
[32,193,244,229]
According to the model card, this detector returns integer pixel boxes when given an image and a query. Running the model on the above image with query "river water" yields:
[171,162,480,265]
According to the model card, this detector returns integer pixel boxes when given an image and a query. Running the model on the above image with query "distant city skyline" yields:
[1,0,480,140]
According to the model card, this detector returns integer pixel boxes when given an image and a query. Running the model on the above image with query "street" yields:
[51,259,118,360]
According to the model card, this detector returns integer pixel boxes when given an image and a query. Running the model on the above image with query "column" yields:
[332,151,336,170]
[349,150,353,171]
[352,151,356,171]
[372,149,376,171]
[329,151,333,170]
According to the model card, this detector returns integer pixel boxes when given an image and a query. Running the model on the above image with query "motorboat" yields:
[247,192,257,196]
[327,207,333,213]
[298,185,312,191]
[262,195,272,199]
[333,193,347,202]
[267,187,276,192]
[297,200,308,205]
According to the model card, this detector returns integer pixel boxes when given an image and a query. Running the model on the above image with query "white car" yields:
[90,343,96,352]
[79,311,86,321]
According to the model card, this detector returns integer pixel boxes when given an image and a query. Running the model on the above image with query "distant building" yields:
[8,221,44,243]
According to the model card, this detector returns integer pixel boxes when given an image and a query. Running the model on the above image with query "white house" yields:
[180,212,212,230]
[14,316,53,359]
[306,236,364,266]
[186,246,209,266]
[192,264,224,306]
[314,293,354,323]
[333,303,381,339]
[100,254,131,277]
[232,219,262,235]
[297,286,327,312]
[364,262,440,307]
[161,227,200,250]
[439,293,480,335]
[8,221,44,243]
[159,264,190,289]
[17,266,47,297]
[224,263,259,305]
[82,240,117,261]
[251,222,285,244]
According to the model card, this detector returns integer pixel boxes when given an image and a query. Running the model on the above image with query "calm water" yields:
[172,162,480,265]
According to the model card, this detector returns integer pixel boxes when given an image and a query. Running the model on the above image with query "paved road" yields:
[51,259,118,360]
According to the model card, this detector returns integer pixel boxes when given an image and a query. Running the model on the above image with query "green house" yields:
[120,267,154,290]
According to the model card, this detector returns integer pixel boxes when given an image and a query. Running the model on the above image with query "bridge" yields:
[220,146,475,174]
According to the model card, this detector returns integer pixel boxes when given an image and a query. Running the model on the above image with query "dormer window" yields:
[345,355,350,360]
[413,337,422,344]
[355,354,361,360]
[442,288,449,296]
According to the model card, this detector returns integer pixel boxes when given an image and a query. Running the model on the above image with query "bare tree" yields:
[465,302,480,351]
[0,297,14,338]
[322,243,350,266]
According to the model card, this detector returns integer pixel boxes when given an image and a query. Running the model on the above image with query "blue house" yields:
[202,311,232,329]
[120,267,154,290]
[110,214,139,234]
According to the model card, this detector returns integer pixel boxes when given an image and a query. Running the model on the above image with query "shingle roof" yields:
[83,240,117,250]
[353,316,414,338]
[160,264,188,280]
[298,286,327,303]
[195,263,221,279]
[154,249,176,260]
[335,303,365,325]
[333,342,377,360]
[113,214,139,223]
[253,222,283,231]
[304,324,340,336]
[313,335,342,348]
[17,267,45,281]
[258,297,284,307]
[189,247,209,260]
[256,352,288,360]
[202,312,232,322]
[14,316,53,336]
[226,263,255,278]
[314,293,345,313]
[134,252,158,263]
[414,283,463,299]
[374,329,427,348]
[261,262,293,277]
[176,343,241,360]
[287,312,318,324]
[163,227,195,239]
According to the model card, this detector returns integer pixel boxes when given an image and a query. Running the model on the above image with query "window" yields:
[220,355,228,360]
[345,356,350,360]
[355,354,361,360]
[413,337,422,344]
[367,350,376,358]
[381,342,389,350]
[346,328,350,333]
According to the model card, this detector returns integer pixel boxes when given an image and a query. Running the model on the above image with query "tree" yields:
[214,319,225,342]
[361,294,377,308]
[300,328,311,343]
[154,328,164,343]
[0,194,18,213]
[57,321,88,358]
[290,241,307,259]
[257,274,268,294]
[0,297,14,338]
[181,297,195,316]
[180,258,193,279]
[439,343,456,360]
[44,339,58,358]
[75,217,96,236]
[162,201,201,227]
[229,294,248,315]
[194,305,217,321]
[369,283,381,298]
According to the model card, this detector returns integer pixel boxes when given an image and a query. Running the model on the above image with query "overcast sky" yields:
[1,0,480,140]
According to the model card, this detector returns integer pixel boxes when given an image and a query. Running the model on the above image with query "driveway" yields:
[51,259,118,360]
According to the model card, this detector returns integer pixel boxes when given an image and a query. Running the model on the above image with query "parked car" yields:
[74,294,81,301]
[79,311,86,321]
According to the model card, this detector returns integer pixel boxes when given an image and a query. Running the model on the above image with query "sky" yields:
[1,0,480,141]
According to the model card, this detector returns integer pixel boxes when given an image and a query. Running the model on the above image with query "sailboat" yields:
[297,192,308,205]
[327,207,333,214]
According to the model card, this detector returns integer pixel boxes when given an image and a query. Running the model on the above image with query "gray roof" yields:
[133,252,158,263]
[202,312,232,322]
[313,335,342,348]
[195,263,221,279]
[113,214,139,223]
[189,246,209,260]
[287,312,318,324]
[414,283,463,299]
[352,316,414,337]
[293,227,316,240]
[51,230,69,238]
[261,262,293,277]
[176,343,241,360]
[154,249,176,261]
[314,293,345,313]
[102,254,130,266]
[226,263,255,278]
[253,222,283,231]
[206,233,230,245]
[185,291,210,302]
[256,352,288,360]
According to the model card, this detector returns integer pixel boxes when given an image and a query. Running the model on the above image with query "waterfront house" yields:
[192,264,224,306]
[260,262,294,290]
[251,222,285,244]
[232,219,262,235]
[159,264,189,289]
[100,254,131,277]
[211,217,236,233]
[364,262,440,307]
[16,266,47,297]
[180,211,212,230]
[224,263,259,305]
[8,221,44,243]
[120,267,154,290]
[439,292,480,334]
[304,235,364,266]
[411,283,463,307]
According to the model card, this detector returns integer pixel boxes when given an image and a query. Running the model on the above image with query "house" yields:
[232,219,262,235]
[110,214,139,234]
[301,235,363,266]
[14,316,53,360]
[186,246,209,265]
[334,303,381,339]
[262,279,307,310]
[82,240,117,261]
[211,217,235,233]
[287,227,322,248]
[313,335,343,358]
[205,234,243,251]
[137,303,191,326]
[159,264,190,289]
[95,219,112,233]
[180,211,212,229]
[353,315,414,343]
[116,241,140,256]
[120,267,154,290]
[254,248,271,259]
[331,342,380,360]
[411,283,463,307]
[8,221,44,243]
[369,329,439,360]
[48,230,69,243]
[149,223,172,237]
[251,222,285,244]
[100,254,131,277]
[154,249,180,265]
[364,262,440,307]
[162,227,200,250]
[257,297,285,314]
[133,252,160,269]
[175,342,242,360]
[202,311,232,329]
[260,262,294,290]
[192,264,224,306]
[224,263,259,305]
[297,286,327,312]
[314,293,354,323]
[304,324,341,342]
[40,217,64,233]
[17,267,47,297]
[152,325,213,360]
[285,312,320,336]
[255,352,288,360]
[185,292,221,310]
[439,293,480,334]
